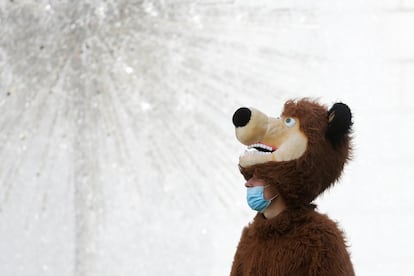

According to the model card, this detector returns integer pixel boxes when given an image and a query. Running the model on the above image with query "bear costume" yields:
[230,99,355,275]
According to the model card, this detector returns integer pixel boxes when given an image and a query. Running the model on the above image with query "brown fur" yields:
[231,207,354,275]
[231,99,354,275]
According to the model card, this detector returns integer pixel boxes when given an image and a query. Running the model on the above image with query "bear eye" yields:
[284,117,296,127]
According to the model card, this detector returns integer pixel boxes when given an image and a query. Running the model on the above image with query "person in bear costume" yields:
[230,98,355,275]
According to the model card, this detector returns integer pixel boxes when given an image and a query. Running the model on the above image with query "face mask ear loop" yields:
[270,194,279,201]
[264,185,279,201]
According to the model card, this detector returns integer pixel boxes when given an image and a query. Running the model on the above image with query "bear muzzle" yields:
[232,107,268,146]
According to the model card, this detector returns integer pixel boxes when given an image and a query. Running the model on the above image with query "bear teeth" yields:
[248,143,275,153]
[244,150,272,155]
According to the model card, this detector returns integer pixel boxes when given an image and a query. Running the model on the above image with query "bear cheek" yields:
[274,131,308,162]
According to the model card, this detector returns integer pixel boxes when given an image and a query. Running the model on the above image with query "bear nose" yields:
[232,107,252,127]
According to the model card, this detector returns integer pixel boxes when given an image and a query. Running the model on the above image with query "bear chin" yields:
[239,150,277,168]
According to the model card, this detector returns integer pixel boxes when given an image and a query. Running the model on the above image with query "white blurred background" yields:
[0,0,413,275]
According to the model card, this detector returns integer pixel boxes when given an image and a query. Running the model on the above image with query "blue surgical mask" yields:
[246,186,278,213]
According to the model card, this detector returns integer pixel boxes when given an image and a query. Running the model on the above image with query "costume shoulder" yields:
[304,212,355,276]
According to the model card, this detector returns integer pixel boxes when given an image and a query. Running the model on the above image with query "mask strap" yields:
[264,185,279,201]
[270,194,279,201]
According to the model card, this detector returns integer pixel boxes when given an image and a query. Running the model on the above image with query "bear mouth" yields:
[244,143,277,155]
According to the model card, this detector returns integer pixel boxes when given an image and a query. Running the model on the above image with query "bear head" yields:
[232,98,352,207]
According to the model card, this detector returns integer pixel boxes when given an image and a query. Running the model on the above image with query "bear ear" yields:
[326,102,353,148]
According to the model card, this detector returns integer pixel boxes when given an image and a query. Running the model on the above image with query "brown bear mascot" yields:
[230,99,355,275]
